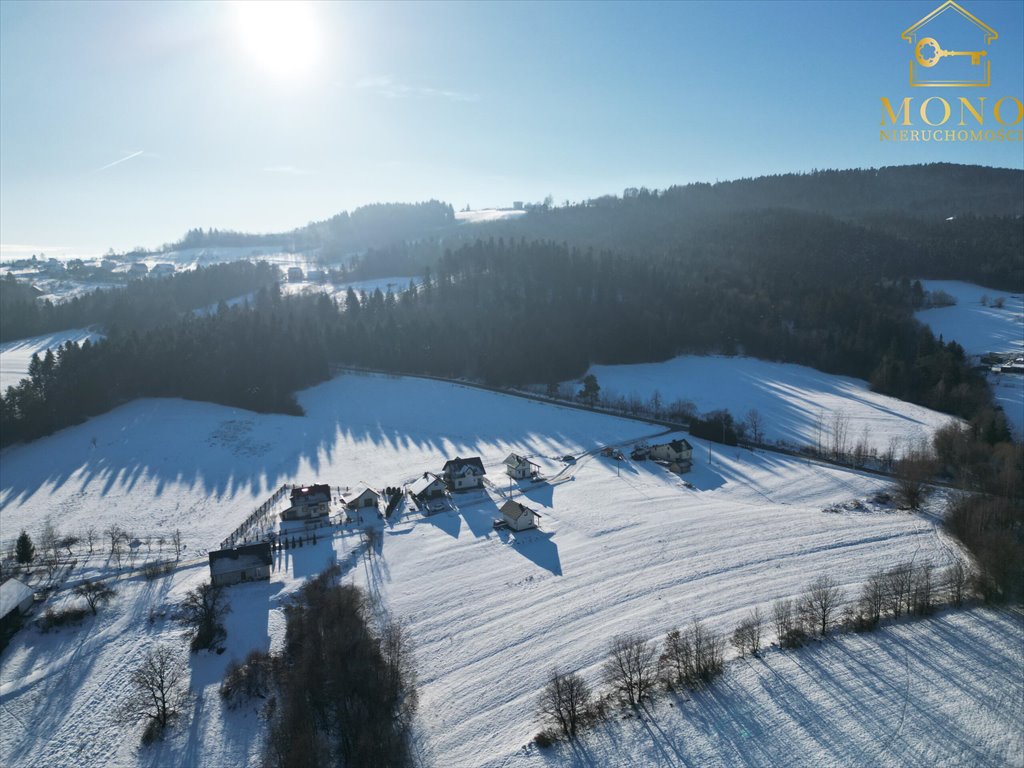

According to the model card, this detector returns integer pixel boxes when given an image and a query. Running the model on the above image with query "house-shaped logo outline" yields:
[901,1,997,87]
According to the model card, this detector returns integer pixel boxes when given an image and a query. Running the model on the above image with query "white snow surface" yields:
[0,373,1009,767]
[0,328,105,391]
[914,280,1023,356]
[511,608,1023,768]
[455,208,528,224]
[582,355,958,454]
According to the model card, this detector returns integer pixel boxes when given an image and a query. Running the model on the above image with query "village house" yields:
[0,578,34,628]
[442,456,486,490]
[150,263,176,278]
[649,438,694,471]
[208,542,272,587]
[504,453,540,480]
[342,486,381,510]
[287,266,304,282]
[500,500,541,531]
[281,483,332,521]
[409,472,447,503]
[128,262,149,277]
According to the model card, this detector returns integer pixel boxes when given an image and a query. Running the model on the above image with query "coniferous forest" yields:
[1,164,1021,454]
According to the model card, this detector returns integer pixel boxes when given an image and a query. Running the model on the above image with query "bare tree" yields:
[603,633,658,706]
[745,409,764,445]
[911,563,936,616]
[180,582,230,652]
[803,574,845,637]
[171,529,183,561]
[883,563,914,619]
[659,621,724,686]
[731,607,765,656]
[830,410,850,462]
[60,535,80,557]
[73,579,116,615]
[118,644,187,743]
[538,668,592,739]
[772,598,800,647]
[945,560,970,607]
[39,518,61,576]
[894,458,930,510]
[85,526,97,555]
[858,572,886,627]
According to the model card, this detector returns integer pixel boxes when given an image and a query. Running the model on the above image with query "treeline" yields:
[0,283,327,444]
[0,230,1006,446]
[536,561,976,748]
[221,566,417,768]
[0,262,279,342]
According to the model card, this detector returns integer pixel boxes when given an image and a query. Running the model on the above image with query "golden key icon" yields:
[915,37,987,67]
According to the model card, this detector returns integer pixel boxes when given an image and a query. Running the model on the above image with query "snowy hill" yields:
[581,355,957,454]
[1,372,991,767]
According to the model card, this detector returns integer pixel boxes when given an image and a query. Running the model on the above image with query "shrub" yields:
[533,729,558,749]
[39,606,89,632]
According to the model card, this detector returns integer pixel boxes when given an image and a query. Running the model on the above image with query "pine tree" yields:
[16,529,35,564]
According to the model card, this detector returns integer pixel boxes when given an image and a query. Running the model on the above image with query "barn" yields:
[208,542,273,587]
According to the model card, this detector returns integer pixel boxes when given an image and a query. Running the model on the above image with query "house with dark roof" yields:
[281,484,332,521]
[649,439,693,471]
[504,453,539,480]
[500,500,541,531]
[441,456,486,490]
[208,542,272,587]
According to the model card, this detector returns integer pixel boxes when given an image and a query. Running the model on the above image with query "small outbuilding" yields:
[0,578,34,624]
[500,500,541,532]
[442,456,486,490]
[287,266,304,282]
[281,483,332,521]
[209,542,272,587]
[343,487,381,510]
[504,453,539,480]
[409,472,447,503]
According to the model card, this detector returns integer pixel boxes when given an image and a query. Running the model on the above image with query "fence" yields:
[218,483,292,551]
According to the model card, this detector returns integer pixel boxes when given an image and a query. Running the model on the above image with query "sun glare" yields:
[232,1,321,80]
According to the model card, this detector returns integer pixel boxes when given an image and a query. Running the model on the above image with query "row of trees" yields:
[537,560,978,746]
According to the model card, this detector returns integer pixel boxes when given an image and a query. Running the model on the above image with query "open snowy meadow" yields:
[580,355,957,454]
[3,372,1015,767]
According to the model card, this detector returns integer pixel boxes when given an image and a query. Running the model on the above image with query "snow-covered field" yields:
[517,608,1024,768]
[1,372,990,768]
[581,355,957,454]
[914,279,1024,437]
[455,208,528,224]
[915,280,1023,357]
[0,328,105,391]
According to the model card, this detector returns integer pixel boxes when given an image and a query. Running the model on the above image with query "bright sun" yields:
[232,1,321,80]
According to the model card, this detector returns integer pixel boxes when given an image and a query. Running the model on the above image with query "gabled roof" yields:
[409,472,445,497]
[504,453,539,469]
[0,578,33,618]
[902,1,997,44]
[500,499,540,521]
[209,541,272,567]
[342,486,380,504]
[442,456,486,475]
[669,439,693,452]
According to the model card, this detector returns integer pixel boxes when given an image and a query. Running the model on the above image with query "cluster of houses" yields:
[208,439,694,585]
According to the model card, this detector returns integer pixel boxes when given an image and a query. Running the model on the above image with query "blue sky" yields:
[1,0,1022,257]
